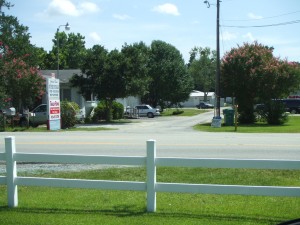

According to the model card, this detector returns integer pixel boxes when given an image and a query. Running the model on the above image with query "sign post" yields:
[46,77,61,130]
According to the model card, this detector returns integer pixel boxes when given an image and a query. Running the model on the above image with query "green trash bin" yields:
[223,109,235,126]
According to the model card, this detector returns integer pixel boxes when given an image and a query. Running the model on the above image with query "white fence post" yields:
[5,136,18,207]
[146,139,156,212]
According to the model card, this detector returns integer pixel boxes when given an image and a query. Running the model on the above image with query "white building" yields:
[41,71,230,116]
[180,90,215,107]
[41,70,140,118]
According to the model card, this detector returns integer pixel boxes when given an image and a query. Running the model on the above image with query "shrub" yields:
[256,101,288,125]
[92,101,124,122]
[61,100,80,129]
[92,102,107,122]
[172,110,184,115]
[0,113,5,131]
[112,101,124,119]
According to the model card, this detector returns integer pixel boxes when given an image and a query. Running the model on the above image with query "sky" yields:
[4,0,300,63]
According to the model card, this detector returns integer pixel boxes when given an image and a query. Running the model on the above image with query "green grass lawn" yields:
[161,108,210,116]
[1,167,299,225]
[194,116,300,133]
[2,111,300,133]
[2,119,134,132]
[2,126,115,132]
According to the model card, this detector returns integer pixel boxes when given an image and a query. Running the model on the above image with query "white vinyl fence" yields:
[0,136,300,212]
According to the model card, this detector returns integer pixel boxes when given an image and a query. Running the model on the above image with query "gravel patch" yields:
[0,162,127,174]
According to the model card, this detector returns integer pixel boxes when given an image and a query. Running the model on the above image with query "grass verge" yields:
[0,167,299,225]
[2,126,116,132]
[161,108,210,116]
[1,119,134,132]
[194,116,300,133]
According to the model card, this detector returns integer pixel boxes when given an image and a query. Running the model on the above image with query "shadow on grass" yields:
[0,205,285,224]
[195,121,294,133]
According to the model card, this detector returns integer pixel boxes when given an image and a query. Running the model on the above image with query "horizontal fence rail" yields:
[0,136,300,212]
[156,157,300,170]
[16,177,146,191]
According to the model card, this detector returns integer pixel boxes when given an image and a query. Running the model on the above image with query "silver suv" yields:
[135,105,160,118]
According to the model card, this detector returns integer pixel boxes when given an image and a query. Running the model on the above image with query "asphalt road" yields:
[1,110,300,160]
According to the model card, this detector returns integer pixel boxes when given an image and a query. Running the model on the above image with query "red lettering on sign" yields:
[50,108,60,114]
[50,101,60,107]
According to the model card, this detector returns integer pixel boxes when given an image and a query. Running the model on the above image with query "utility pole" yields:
[56,23,70,79]
[215,0,221,119]
[204,0,222,127]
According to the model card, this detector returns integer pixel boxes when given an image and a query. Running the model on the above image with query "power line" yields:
[222,19,300,28]
[224,10,300,22]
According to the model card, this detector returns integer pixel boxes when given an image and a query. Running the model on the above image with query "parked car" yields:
[254,99,300,114]
[19,104,48,127]
[19,103,85,127]
[135,105,160,118]
[281,99,300,114]
[196,102,214,109]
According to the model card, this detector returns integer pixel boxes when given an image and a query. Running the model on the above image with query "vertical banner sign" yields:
[46,77,61,130]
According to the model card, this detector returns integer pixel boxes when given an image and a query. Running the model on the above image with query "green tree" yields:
[0,0,49,112]
[100,49,126,121]
[188,47,216,101]
[45,32,86,69]
[70,45,108,100]
[66,33,86,69]
[44,32,68,70]
[143,40,193,108]
[221,41,300,124]
[0,0,47,67]
[121,42,150,96]
[71,43,152,121]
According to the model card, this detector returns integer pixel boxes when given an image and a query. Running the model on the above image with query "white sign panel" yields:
[49,100,60,120]
[46,77,61,130]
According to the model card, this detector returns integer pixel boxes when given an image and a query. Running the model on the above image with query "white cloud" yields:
[248,12,263,20]
[243,32,255,41]
[113,14,131,20]
[153,3,180,16]
[79,2,99,13]
[47,0,79,16]
[221,31,237,41]
[89,32,101,42]
[46,0,99,17]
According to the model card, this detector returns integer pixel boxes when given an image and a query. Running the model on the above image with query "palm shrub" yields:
[61,100,80,129]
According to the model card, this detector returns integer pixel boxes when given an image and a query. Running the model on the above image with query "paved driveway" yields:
[1,110,300,160]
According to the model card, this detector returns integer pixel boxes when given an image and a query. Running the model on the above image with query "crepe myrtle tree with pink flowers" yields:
[221,41,300,124]
[0,42,45,112]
